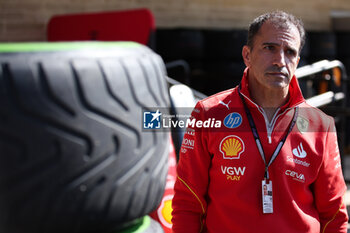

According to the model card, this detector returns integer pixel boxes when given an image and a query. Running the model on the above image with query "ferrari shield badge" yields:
[296,116,309,134]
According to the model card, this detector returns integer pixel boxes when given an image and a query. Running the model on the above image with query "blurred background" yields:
[2,0,350,95]
[2,0,350,94]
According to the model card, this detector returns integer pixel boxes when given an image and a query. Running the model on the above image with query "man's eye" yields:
[286,49,297,56]
[264,45,274,50]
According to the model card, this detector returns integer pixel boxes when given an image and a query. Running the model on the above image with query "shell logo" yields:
[157,195,173,229]
[219,135,245,159]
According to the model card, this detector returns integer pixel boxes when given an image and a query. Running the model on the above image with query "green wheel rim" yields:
[117,216,152,233]
[0,41,141,53]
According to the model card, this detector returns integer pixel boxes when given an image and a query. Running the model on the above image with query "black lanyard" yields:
[238,86,299,180]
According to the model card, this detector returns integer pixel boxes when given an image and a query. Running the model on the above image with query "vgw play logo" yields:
[143,110,162,129]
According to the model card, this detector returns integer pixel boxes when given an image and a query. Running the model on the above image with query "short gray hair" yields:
[247,11,306,54]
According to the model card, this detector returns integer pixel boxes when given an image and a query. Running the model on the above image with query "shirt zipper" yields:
[240,91,297,144]
[258,107,280,144]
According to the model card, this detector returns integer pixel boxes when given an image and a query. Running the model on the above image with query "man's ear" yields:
[296,56,300,67]
[242,45,251,68]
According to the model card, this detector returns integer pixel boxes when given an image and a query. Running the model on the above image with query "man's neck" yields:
[248,82,289,122]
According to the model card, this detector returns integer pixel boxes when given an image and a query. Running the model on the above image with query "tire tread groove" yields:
[38,62,76,117]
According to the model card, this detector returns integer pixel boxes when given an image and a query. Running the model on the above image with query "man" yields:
[172,11,348,232]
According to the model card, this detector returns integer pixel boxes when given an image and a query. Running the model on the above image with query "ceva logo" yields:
[285,170,305,182]
[223,113,242,128]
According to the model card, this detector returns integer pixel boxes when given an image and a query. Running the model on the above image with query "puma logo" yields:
[219,100,231,110]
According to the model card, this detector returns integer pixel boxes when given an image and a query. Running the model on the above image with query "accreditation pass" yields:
[262,180,273,214]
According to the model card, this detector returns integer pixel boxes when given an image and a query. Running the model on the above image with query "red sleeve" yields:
[172,101,211,233]
[313,119,348,233]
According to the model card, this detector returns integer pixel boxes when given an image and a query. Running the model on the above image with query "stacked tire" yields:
[0,42,170,233]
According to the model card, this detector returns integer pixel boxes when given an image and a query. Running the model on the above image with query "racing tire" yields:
[0,42,170,233]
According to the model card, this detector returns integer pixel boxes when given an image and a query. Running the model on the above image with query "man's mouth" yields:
[266,71,288,78]
[265,66,289,78]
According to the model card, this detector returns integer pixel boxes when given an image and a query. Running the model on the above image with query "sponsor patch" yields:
[223,112,242,129]
[292,142,307,158]
[180,147,187,154]
[221,166,246,175]
[157,195,173,229]
[219,100,231,110]
[286,156,310,167]
[296,116,309,133]
[185,128,195,136]
[182,138,195,150]
[219,135,245,159]
[285,170,305,183]
[221,165,246,181]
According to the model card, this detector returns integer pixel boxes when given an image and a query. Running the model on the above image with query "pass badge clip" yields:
[262,179,273,214]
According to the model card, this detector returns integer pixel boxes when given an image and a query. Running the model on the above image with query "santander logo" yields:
[292,142,307,158]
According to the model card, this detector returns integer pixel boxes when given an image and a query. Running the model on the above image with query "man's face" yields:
[242,21,301,91]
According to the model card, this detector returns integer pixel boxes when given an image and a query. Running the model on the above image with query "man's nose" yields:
[273,50,286,67]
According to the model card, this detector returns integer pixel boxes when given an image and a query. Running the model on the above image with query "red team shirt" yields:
[172,69,348,233]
